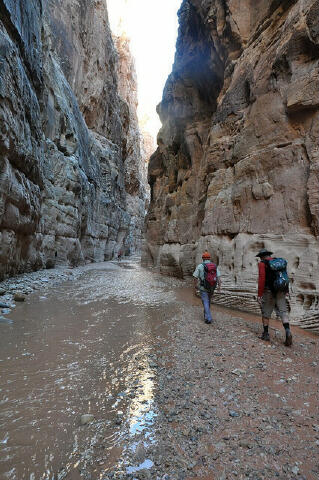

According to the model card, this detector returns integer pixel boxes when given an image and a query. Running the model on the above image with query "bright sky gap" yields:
[107,0,181,140]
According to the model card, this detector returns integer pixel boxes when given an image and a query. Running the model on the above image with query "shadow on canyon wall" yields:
[143,0,319,330]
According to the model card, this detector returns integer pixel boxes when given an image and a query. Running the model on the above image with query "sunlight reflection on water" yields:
[0,260,182,479]
[127,458,154,474]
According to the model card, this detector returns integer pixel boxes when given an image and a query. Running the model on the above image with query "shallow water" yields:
[0,260,181,479]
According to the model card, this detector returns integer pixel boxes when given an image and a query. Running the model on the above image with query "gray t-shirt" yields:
[193,260,221,292]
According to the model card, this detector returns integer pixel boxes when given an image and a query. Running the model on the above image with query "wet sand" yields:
[0,259,318,480]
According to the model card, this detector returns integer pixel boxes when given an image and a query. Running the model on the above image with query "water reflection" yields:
[127,458,154,474]
[128,364,156,437]
[0,260,181,479]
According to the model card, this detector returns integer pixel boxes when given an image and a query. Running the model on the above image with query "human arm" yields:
[216,267,221,293]
[257,261,265,304]
[193,265,200,294]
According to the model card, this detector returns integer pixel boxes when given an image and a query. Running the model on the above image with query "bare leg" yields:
[261,316,270,341]
[276,294,292,346]
[262,317,270,327]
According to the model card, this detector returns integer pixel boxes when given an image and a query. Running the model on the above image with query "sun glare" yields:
[107,0,181,140]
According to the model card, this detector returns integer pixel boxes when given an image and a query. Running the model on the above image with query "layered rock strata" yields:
[144,0,319,329]
[0,0,147,278]
[113,33,150,249]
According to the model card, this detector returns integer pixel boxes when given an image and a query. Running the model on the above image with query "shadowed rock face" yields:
[143,0,319,328]
[0,0,148,277]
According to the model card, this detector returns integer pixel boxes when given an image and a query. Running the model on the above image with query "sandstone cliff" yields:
[0,0,147,277]
[144,0,319,330]
[113,33,149,250]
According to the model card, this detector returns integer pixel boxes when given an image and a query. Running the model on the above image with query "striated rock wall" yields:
[143,0,319,330]
[0,0,147,278]
[113,33,149,251]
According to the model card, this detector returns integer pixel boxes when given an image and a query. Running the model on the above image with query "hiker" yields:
[117,250,123,262]
[256,248,292,346]
[193,251,221,324]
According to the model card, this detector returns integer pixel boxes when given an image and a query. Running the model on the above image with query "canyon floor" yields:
[0,259,318,480]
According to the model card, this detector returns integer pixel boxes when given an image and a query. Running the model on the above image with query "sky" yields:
[107,0,181,140]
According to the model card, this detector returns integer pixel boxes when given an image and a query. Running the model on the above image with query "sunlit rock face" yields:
[0,0,147,277]
[143,0,319,329]
[113,33,150,250]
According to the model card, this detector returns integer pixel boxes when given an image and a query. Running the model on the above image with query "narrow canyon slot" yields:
[0,1,318,480]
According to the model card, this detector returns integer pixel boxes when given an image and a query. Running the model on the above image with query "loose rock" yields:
[13,292,26,302]
[80,414,95,425]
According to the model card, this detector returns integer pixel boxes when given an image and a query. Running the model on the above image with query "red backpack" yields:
[202,262,217,290]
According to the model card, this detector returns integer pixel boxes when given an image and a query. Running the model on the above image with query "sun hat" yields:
[202,251,211,259]
[256,248,273,258]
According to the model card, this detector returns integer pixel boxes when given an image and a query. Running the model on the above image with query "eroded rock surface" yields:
[0,0,148,278]
[143,0,319,329]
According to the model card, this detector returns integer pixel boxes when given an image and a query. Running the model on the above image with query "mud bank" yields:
[0,259,318,480]
[0,265,84,322]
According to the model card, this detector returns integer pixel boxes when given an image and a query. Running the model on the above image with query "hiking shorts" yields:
[261,289,288,321]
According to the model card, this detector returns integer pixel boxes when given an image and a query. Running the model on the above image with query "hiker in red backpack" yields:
[193,251,221,324]
[256,248,292,346]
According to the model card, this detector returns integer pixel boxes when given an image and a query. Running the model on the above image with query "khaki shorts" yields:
[261,289,288,321]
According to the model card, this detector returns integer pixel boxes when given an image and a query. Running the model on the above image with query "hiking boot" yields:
[284,329,292,346]
[205,319,212,324]
[260,331,270,341]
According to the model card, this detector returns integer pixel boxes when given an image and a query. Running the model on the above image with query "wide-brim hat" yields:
[256,248,273,258]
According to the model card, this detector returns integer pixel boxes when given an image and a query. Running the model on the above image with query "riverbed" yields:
[0,259,318,480]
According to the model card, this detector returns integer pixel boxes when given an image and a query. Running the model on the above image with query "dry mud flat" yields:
[109,299,319,480]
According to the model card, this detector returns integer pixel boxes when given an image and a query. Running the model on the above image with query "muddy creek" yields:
[1,259,318,480]
[0,260,181,479]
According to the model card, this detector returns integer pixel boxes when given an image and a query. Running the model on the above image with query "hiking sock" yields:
[263,325,269,334]
[284,322,292,346]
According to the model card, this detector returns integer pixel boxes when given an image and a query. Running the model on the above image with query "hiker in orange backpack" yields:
[193,251,221,324]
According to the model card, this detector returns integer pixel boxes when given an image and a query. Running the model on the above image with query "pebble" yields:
[13,292,26,302]
[231,368,246,375]
[0,316,13,324]
[229,410,240,417]
[80,414,94,425]
[0,302,11,308]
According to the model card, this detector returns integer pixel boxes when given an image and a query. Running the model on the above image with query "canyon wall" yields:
[0,0,147,278]
[143,0,319,330]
